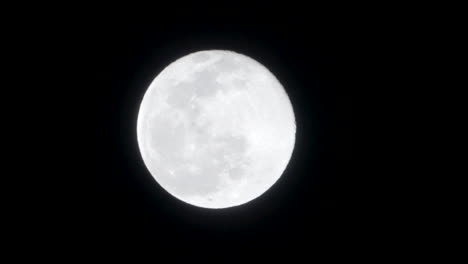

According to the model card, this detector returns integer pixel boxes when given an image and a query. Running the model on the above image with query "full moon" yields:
[137,50,296,209]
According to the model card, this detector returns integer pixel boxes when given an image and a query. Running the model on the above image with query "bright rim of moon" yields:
[137,50,296,209]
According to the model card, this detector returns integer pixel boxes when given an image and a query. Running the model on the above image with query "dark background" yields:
[86,11,398,250]
[8,5,414,253]
[1,1,453,258]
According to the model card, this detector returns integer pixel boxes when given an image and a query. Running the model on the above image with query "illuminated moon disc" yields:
[137,50,296,209]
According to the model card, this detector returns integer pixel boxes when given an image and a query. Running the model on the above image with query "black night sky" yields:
[17,5,412,253]
[88,12,397,249]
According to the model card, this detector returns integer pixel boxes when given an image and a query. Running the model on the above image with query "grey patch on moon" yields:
[233,78,247,88]
[191,52,211,63]
[192,70,221,97]
[148,113,186,163]
[166,82,194,108]
[166,68,221,110]
[212,56,241,72]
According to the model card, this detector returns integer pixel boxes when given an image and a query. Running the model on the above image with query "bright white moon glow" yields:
[137,50,296,209]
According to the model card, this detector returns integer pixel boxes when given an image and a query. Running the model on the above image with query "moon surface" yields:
[137,50,296,209]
